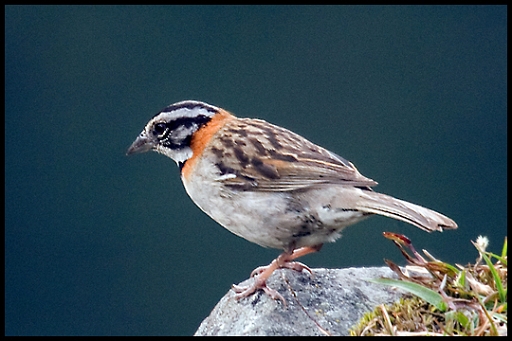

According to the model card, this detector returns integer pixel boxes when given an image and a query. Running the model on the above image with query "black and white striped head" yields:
[127,100,220,164]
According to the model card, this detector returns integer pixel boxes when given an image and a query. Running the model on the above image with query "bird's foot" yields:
[232,279,286,304]
[232,245,322,304]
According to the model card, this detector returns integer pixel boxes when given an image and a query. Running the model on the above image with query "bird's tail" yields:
[357,191,458,232]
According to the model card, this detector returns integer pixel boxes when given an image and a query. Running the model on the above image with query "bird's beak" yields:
[126,134,154,155]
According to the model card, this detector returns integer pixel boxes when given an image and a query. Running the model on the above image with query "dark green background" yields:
[5,5,506,336]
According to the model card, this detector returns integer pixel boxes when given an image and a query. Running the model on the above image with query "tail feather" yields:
[357,191,458,232]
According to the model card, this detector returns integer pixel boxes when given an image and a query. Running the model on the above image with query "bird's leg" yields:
[250,244,323,276]
[232,244,323,303]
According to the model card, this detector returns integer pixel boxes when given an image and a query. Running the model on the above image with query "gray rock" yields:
[195,266,404,336]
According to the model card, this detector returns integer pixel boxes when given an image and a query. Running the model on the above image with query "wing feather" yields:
[209,118,377,192]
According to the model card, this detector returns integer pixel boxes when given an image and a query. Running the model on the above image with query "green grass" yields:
[350,234,507,336]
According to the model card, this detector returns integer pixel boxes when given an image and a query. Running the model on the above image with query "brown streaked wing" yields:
[211,118,378,192]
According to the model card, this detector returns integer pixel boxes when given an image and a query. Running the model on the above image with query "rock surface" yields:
[195,266,404,336]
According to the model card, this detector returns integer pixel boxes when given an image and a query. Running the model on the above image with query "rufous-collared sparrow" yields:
[127,100,457,302]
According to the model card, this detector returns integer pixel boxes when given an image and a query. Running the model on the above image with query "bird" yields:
[127,100,458,302]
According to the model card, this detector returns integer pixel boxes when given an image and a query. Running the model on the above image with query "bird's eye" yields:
[153,122,168,137]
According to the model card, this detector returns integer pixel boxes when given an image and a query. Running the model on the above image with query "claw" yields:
[283,260,313,274]
[261,286,286,303]
[231,283,255,296]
